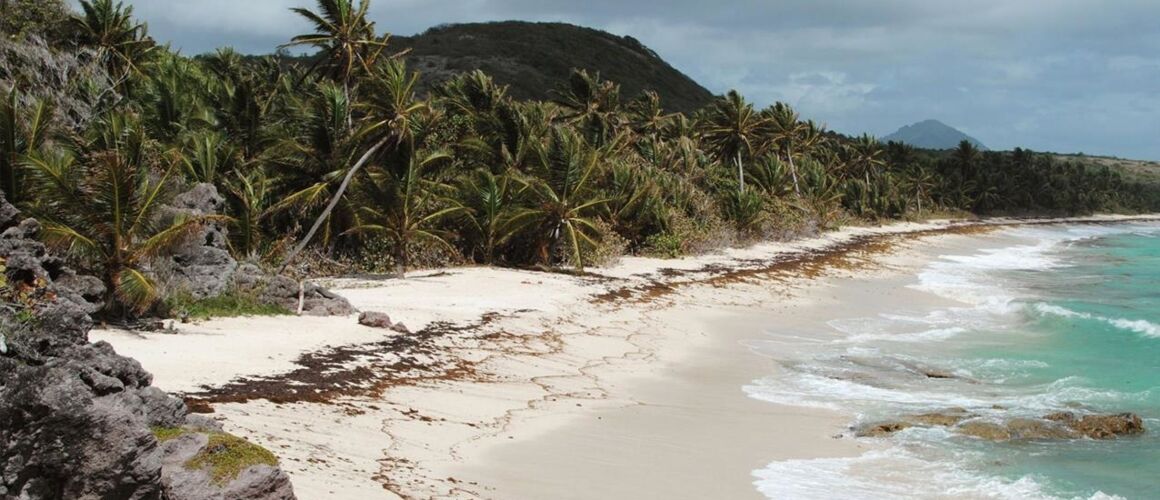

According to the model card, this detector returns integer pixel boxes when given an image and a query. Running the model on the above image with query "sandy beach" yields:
[90,214,1160,499]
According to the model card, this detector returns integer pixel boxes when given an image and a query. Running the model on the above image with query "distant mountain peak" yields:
[883,119,988,150]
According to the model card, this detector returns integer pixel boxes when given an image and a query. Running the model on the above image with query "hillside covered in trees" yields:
[1,0,1157,319]
[395,21,716,115]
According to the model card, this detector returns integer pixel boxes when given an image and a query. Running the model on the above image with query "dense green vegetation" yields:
[1,0,1156,316]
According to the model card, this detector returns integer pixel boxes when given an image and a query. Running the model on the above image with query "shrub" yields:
[643,232,683,259]
[163,290,289,321]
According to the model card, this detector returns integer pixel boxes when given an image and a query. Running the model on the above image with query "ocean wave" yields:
[909,224,1156,309]
[743,362,1147,417]
[753,447,1074,500]
[1034,303,1160,339]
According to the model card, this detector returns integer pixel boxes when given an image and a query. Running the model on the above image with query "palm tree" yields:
[223,168,274,259]
[953,140,979,181]
[270,82,364,253]
[72,0,156,92]
[437,71,514,173]
[22,113,220,315]
[179,130,240,185]
[456,169,519,265]
[509,127,608,270]
[903,165,937,215]
[349,150,463,278]
[0,89,53,203]
[283,0,396,117]
[845,134,886,186]
[764,102,807,195]
[553,69,625,147]
[627,91,674,142]
[278,61,426,272]
[701,90,765,193]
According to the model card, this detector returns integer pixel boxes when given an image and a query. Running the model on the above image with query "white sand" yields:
[90,214,1160,499]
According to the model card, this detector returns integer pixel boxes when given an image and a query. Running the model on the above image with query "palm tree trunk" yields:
[546,221,563,266]
[279,136,391,274]
[395,240,407,279]
[736,151,745,193]
[787,151,801,196]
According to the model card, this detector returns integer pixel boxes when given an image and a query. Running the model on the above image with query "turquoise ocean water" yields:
[745,222,1160,499]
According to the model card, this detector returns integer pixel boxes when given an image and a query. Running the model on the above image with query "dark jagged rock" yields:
[154,185,351,317]
[0,193,296,499]
[157,184,238,301]
[233,264,354,317]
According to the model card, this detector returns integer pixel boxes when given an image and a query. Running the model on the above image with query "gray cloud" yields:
[93,1,1160,158]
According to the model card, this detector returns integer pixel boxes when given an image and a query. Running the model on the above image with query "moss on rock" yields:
[184,433,279,485]
[151,427,188,442]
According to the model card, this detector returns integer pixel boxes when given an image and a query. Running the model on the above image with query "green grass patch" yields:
[151,427,188,442]
[165,291,289,321]
[184,432,279,485]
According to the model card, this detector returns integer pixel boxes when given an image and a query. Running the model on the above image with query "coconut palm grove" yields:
[2,0,1157,318]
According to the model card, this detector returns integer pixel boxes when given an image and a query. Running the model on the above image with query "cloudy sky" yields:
[112,0,1160,159]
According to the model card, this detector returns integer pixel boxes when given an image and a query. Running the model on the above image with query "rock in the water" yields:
[156,184,238,300]
[956,413,1143,441]
[909,408,975,427]
[956,418,1080,441]
[390,322,411,334]
[855,408,975,437]
[1046,412,1145,439]
[956,421,1012,441]
[855,421,913,438]
[358,311,393,329]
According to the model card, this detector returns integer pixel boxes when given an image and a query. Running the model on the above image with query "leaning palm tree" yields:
[509,127,608,270]
[277,60,426,272]
[269,82,364,254]
[22,113,220,315]
[700,90,766,193]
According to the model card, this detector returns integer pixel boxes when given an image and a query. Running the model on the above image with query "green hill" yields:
[883,119,988,150]
[394,21,715,114]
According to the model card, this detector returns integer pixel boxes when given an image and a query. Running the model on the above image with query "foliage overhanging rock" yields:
[0,193,296,499]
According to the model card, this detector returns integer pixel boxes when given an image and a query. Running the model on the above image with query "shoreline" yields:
[90,214,1160,498]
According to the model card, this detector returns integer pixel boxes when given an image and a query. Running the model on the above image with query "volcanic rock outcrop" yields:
[0,193,296,499]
